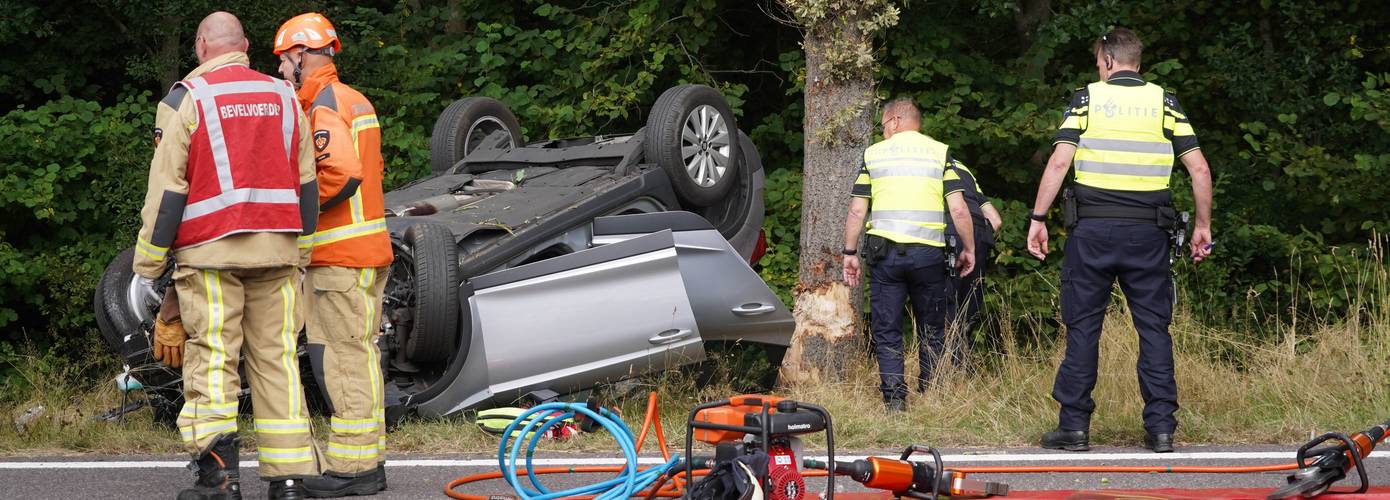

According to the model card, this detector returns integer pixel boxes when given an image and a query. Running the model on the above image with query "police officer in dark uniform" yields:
[944,161,1002,363]
[1025,28,1213,453]
[843,97,976,412]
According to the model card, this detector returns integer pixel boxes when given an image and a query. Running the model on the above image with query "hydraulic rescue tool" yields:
[684,395,835,500]
[1268,417,1390,499]
[805,445,1009,499]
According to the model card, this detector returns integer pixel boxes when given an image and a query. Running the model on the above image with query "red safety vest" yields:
[174,65,304,249]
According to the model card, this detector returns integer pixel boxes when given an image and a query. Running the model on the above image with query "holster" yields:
[1062,187,1078,229]
[863,235,889,266]
[945,234,960,279]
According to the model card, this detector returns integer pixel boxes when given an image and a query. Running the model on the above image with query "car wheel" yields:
[698,130,765,261]
[399,223,460,363]
[430,97,523,174]
[644,85,741,207]
[96,248,181,387]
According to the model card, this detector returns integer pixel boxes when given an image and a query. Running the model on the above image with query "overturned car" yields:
[94,85,794,424]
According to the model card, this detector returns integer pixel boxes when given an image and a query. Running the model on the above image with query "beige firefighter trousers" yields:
[305,265,388,475]
[175,265,319,480]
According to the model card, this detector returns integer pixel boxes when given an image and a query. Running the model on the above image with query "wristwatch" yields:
[1029,211,1048,222]
[841,248,858,256]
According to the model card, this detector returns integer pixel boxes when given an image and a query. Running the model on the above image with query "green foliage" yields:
[757,168,803,306]
[0,93,154,348]
[2,0,1389,363]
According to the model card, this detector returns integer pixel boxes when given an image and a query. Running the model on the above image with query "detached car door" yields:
[463,230,703,404]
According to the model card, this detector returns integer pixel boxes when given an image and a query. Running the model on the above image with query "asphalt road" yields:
[4,446,1390,499]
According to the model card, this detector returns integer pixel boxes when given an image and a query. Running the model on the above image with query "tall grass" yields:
[2,243,1388,454]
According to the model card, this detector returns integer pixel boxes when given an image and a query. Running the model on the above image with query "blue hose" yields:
[497,402,680,500]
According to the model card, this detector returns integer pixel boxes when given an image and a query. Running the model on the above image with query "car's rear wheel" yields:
[645,85,741,207]
[94,248,185,427]
[430,97,523,174]
[397,223,460,364]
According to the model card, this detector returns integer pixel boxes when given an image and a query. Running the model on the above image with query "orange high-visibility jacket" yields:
[297,63,392,268]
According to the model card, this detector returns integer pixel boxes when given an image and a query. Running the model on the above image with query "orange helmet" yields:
[273,13,341,55]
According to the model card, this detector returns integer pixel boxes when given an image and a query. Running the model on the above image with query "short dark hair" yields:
[1094,27,1143,66]
[880,97,920,125]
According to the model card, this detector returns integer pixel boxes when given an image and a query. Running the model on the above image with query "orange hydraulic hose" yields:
[950,463,1300,474]
[445,392,1364,498]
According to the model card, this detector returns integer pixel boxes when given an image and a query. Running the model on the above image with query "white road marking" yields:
[1,451,1386,469]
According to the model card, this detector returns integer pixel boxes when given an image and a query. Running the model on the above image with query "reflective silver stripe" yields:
[871,210,945,224]
[865,156,943,167]
[1078,138,1174,155]
[312,218,387,245]
[197,80,287,96]
[254,419,311,432]
[187,77,236,192]
[867,166,944,179]
[178,418,238,441]
[871,219,945,243]
[330,418,380,434]
[259,446,314,461]
[1075,160,1173,177]
[183,188,300,221]
[277,81,296,166]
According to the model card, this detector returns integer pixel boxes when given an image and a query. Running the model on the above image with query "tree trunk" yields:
[778,11,878,387]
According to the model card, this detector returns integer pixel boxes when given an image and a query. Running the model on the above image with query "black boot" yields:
[1145,433,1175,453]
[377,462,388,491]
[303,470,381,497]
[270,478,307,500]
[1040,428,1090,451]
[177,434,242,500]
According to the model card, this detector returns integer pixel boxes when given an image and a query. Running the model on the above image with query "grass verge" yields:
[3,299,1388,456]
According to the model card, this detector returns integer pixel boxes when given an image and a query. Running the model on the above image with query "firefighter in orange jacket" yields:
[274,13,393,497]
[135,11,319,500]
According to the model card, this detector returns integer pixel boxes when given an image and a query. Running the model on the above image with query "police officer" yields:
[843,97,976,412]
[1026,28,1213,453]
[274,13,393,497]
[944,161,1002,363]
[133,11,319,499]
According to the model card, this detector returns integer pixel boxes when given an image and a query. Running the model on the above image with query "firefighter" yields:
[273,13,393,496]
[1026,28,1213,453]
[842,97,976,412]
[943,161,1002,363]
[134,11,319,499]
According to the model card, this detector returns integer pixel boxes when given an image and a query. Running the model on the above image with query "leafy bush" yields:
[0,93,154,350]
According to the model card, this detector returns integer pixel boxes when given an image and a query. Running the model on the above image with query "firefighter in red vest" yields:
[273,13,393,497]
[133,11,320,500]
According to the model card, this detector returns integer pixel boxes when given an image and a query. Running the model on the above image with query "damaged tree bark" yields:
[774,1,899,386]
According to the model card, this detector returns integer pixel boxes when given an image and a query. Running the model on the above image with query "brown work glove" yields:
[152,317,187,367]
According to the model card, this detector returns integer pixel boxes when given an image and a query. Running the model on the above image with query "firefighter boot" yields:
[269,478,307,500]
[178,434,242,500]
[303,470,381,497]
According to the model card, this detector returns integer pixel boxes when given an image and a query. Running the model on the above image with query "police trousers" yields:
[869,244,947,402]
[1053,219,1179,434]
[946,225,993,360]
[174,265,319,480]
[305,265,389,475]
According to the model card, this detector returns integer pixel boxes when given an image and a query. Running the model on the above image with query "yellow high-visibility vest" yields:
[863,131,948,247]
[1074,81,1174,191]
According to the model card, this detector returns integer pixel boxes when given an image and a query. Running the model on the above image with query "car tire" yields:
[644,85,741,208]
[698,130,765,261]
[430,97,523,174]
[402,223,460,363]
[96,248,172,380]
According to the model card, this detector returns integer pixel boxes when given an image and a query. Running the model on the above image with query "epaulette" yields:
[161,83,189,110]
